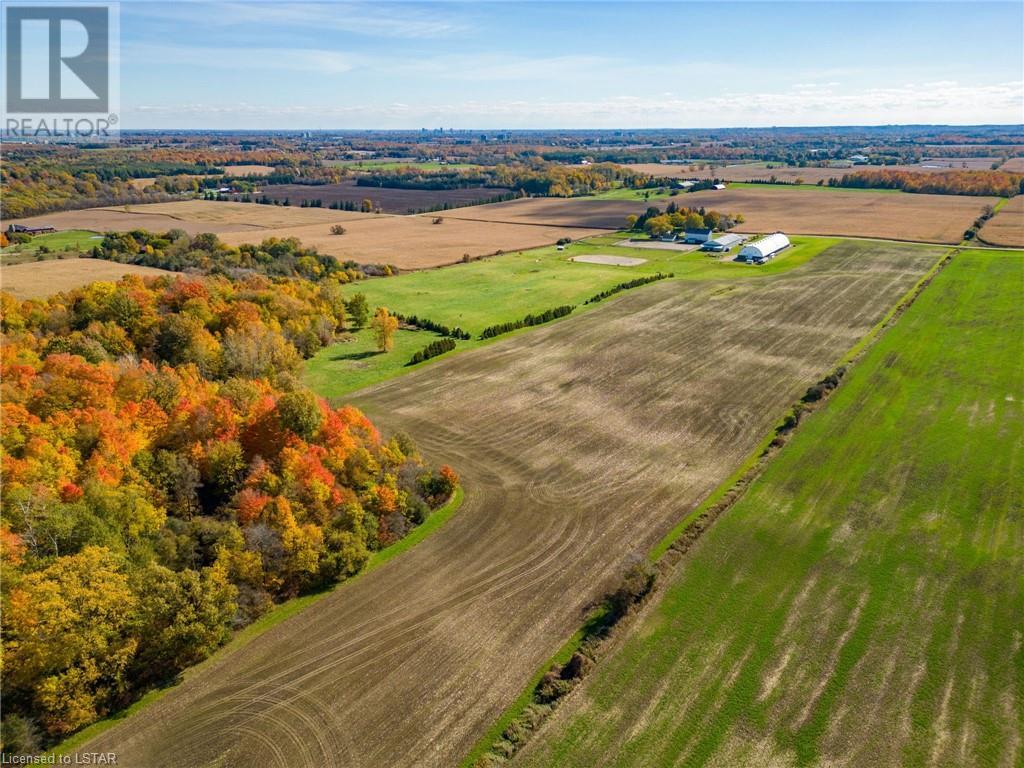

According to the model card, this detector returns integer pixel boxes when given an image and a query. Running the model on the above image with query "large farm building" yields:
[739,232,790,264]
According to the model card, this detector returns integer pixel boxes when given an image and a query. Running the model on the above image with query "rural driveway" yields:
[77,241,942,768]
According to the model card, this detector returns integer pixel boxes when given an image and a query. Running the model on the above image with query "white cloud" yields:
[128,2,469,39]
[126,80,1024,128]
[124,43,359,74]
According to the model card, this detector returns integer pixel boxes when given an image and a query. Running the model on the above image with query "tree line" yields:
[480,306,575,339]
[88,229,396,284]
[585,273,674,304]
[409,338,457,365]
[0,273,460,750]
[828,169,1023,197]
[394,314,471,340]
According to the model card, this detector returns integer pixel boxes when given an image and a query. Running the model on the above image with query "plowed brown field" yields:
[979,195,1024,246]
[0,258,175,299]
[74,240,942,768]
[447,188,995,244]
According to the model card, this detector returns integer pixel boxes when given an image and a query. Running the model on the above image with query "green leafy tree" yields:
[346,293,370,328]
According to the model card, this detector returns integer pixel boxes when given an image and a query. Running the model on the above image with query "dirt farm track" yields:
[75,241,942,768]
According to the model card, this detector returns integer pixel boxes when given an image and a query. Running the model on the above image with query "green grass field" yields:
[305,236,838,398]
[515,249,1024,768]
[1,229,100,263]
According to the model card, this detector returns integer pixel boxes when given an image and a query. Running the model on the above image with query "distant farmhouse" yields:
[7,223,56,235]
[738,233,790,264]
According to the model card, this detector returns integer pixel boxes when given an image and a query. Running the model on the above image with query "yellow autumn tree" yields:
[371,306,398,353]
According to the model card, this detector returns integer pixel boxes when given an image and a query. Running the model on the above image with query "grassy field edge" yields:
[50,486,465,757]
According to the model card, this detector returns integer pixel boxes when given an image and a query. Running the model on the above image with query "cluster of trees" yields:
[409,338,456,365]
[89,229,387,284]
[394,314,471,340]
[828,169,1023,197]
[480,306,574,339]
[0,146,292,218]
[965,205,999,241]
[627,203,742,236]
[0,273,459,748]
[585,273,673,304]
[357,161,655,198]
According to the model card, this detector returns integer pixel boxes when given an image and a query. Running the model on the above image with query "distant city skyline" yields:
[113,1,1024,128]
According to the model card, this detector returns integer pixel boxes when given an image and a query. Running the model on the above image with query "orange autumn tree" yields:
[0,272,459,746]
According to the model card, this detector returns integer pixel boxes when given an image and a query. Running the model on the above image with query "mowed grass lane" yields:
[306,236,837,397]
[77,241,942,768]
[514,249,1024,768]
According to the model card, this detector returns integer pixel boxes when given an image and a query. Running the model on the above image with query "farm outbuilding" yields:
[701,233,744,252]
[738,232,790,263]
[683,227,713,244]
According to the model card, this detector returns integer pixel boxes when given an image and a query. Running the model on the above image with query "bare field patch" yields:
[445,197,650,229]
[0,258,175,299]
[74,241,943,768]
[999,157,1024,173]
[571,254,646,266]
[223,164,276,176]
[979,196,1024,247]
[219,215,606,270]
[3,201,383,237]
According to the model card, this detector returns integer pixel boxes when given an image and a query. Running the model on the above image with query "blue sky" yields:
[116,1,1023,128]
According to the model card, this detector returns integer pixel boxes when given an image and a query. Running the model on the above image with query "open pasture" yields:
[979,195,1024,246]
[445,187,994,243]
[76,240,943,768]
[256,179,512,213]
[516,249,1024,768]
[1000,157,1024,172]
[1,257,176,299]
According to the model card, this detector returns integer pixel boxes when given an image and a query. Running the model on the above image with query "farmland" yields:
[623,158,1006,183]
[514,249,1023,768]
[5,201,602,272]
[73,240,944,768]
[220,215,607,270]
[0,257,176,298]
[979,196,1024,246]
[445,188,997,244]
[256,179,513,213]
[305,236,837,398]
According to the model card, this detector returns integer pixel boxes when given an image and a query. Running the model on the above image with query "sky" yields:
[101,1,1024,128]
